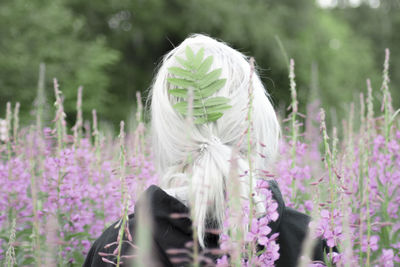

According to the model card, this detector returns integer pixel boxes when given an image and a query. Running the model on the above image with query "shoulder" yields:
[265,180,331,266]
[83,214,136,267]
[83,185,194,267]
[279,206,310,244]
[276,207,330,266]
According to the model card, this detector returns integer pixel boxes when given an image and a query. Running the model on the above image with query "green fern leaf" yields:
[206,112,224,122]
[175,56,192,70]
[196,56,213,77]
[168,67,195,81]
[198,69,222,88]
[194,112,223,124]
[169,89,188,98]
[204,97,230,107]
[200,79,227,98]
[173,102,204,116]
[193,48,205,69]
[206,104,232,114]
[173,103,204,116]
[167,45,231,124]
[194,116,208,124]
[167,77,194,88]
[185,46,195,63]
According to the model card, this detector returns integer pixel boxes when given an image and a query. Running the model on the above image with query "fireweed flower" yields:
[361,235,380,252]
[316,209,343,248]
[1,51,400,265]
[381,249,394,267]
[216,179,280,266]
[0,132,157,263]
[1,123,399,265]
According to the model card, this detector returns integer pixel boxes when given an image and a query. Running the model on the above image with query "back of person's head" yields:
[149,34,280,247]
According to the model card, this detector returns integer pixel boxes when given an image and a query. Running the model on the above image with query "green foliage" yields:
[62,0,383,125]
[1,0,397,127]
[167,46,231,124]
[0,0,120,124]
[333,2,400,111]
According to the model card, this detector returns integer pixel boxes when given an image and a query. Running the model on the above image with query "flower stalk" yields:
[116,121,128,267]
[289,59,299,200]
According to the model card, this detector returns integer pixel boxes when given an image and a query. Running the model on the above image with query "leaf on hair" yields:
[169,89,188,98]
[168,45,231,124]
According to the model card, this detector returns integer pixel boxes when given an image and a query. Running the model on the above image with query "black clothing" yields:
[83,181,330,267]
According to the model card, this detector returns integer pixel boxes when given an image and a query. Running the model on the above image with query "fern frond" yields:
[167,46,231,124]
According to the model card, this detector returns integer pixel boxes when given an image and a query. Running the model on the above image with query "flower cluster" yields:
[0,129,157,265]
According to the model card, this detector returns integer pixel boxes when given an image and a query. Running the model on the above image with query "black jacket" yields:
[83,181,330,267]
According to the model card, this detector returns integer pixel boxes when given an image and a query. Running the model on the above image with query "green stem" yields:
[247,58,255,265]
[320,109,334,263]
[289,59,298,201]
[116,121,127,267]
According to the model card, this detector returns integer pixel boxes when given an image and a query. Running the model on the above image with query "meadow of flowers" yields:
[1,50,399,266]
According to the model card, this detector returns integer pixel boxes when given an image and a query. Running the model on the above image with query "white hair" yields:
[149,34,280,247]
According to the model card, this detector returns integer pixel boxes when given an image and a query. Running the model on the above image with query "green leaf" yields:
[191,98,229,108]
[172,102,188,114]
[167,77,194,88]
[185,46,195,62]
[65,232,91,241]
[206,104,232,114]
[168,67,194,81]
[173,101,187,109]
[193,48,205,69]
[192,107,207,116]
[196,56,213,78]
[173,102,204,116]
[168,88,188,98]
[194,116,208,124]
[207,112,224,122]
[21,256,35,266]
[176,56,192,70]
[72,251,85,265]
[198,69,222,88]
[193,113,223,124]
[200,79,227,98]
[173,101,203,111]
[204,96,230,107]
[192,100,206,108]
[16,228,32,239]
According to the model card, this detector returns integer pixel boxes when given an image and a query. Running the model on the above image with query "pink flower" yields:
[216,255,229,266]
[361,235,379,252]
[381,249,394,267]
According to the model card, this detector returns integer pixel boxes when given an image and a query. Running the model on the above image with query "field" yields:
[1,52,399,266]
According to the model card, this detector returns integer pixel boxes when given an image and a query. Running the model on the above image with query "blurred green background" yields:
[0,0,399,130]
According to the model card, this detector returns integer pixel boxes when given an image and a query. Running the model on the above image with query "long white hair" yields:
[149,34,280,247]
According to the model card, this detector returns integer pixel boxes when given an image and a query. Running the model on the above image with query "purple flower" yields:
[361,235,379,252]
[216,255,229,266]
[381,249,394,267]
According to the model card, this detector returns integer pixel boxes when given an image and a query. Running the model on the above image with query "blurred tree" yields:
[0,0,120,125]
[67,0,379,123]
[332,0,400,110]
[1,0,388,128]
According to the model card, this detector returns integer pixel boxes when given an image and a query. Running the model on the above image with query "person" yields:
[83,34,331,267]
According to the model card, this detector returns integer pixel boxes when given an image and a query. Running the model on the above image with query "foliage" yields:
[333,1,400,110]
[0,0,120,124]
[2,0,391,126]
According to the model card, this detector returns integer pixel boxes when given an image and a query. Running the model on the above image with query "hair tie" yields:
[210,135,222,145]
[199,136,222,154]
[199,143,208,153]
